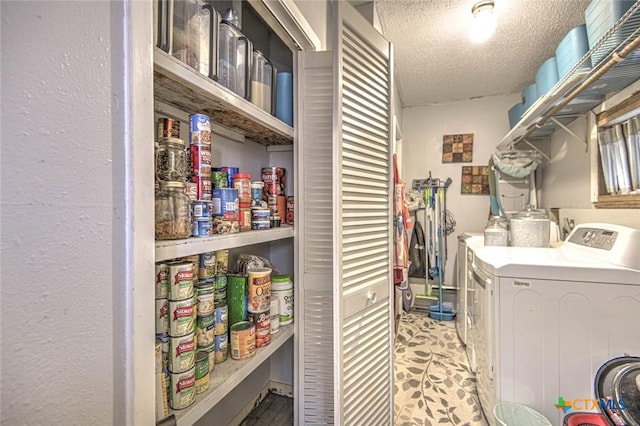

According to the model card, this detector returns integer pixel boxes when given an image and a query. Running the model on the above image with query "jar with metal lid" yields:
[484,215,509,246]
[156,137,188,181]
[509,206,550,247]
[155,181,192,240]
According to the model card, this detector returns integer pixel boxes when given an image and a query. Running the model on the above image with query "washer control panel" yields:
[568,227,618,250]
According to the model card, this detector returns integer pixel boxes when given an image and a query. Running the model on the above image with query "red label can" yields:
[190,145,212,176]
[261,167,286,199]
[191,176,212,200]
[285,196,294,225]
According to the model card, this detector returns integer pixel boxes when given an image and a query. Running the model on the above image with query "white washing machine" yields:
[469,223,640,426]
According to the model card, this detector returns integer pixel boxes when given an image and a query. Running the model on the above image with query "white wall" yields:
[0,2,144,424]
[295,0,329,50]
[402,94,520,286]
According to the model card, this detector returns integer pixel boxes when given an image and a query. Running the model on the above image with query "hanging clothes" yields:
[393,153,411,286]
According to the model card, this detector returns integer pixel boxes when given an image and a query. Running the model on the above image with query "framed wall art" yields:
[461,165,490,194]
[442,133,473,163]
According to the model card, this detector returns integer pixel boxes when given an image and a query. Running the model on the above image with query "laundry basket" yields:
[493,401,552,426]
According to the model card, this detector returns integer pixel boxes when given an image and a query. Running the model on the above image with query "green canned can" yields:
[214,275,227,305]
[227,274,248,327]
[194,350,209,394]
[211,170,228,189]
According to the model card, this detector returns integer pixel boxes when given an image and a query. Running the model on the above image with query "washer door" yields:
[594,355,640,426]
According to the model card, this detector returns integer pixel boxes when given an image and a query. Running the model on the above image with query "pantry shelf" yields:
[153,48,294,147]
[171,324,294,426]
[155,226,294,261]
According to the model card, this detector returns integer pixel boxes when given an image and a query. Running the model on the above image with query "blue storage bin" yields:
[522,83,538,112]
[508,102,524,128]
[555,24,591,78]
[585,0,635,65]
[535,57,559,98]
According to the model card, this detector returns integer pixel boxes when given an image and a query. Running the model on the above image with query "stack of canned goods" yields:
[188,114,213,237]
[261,167,287,228]
[246,267,272,349]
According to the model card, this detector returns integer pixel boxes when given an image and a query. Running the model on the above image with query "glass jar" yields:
[510,206,550,247]
[155,181,192,240]
[156,137,188,182]
[484,215,509,246]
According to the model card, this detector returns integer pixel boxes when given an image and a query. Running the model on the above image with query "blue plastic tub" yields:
[428,304,456,321]
[536,57,559,99]
[508,102,524,128]
[522,83,538,112]
[585,0,635,65]
[555,24,591,78]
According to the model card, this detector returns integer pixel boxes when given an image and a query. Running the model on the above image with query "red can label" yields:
[261,167,286,199]
[191,176,212,200]
[239,208,251,232]
[190,145,212,176]
[286,196,294,225]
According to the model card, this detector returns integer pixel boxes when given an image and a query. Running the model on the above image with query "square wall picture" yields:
[442,133,473,163]
[461,165,490,194]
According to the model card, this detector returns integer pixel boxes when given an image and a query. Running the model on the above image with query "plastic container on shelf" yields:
[508,102,524,128]
[585,0,635,65]
[522,83,538,112]
[155,181,192,240]
[555,24,591,78]
[271,274,293,325]
[535,57,559,99]
[509,206,550,248]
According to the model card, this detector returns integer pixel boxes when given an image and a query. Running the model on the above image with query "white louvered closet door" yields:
[296,2,394,425]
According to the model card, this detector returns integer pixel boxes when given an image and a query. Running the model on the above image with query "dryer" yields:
[470,223,640,426]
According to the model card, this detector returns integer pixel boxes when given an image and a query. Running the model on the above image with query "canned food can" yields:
[214,305,228,335]
[212,188,239,234]
[251,181,265,208]
[201,343,216,372]
[158,117,180,139]
[227,274,248,327]
[214,333,228,363]
[170,367,196,410]
[195,281,215,316]
[251,220,270,231]
[251,208,270,222]
[168,261,194,301]
[155,263,169,299]
[169,297,195,337]
[213,275,227,304]
[195,314,214,348]
[248,309,271,348]
[157,333,169,372]
[276,195,286,219]
[190,145,212,176]
[191,175,212,200]
[270,299,280,334]
[213,250,228,276]
[247,267,271,313]
[267,195,278,215]
[194,351,209,394]
[192,218,213,237]
[285,196,294,225]
[198,251,216,279]
[168,332,195,373]
[230,322,255,360]
[192,200,213,219]
[189,113,211,146]
[238,207,251,232]
[180,255,199,284]
[262,167,284,201]
[184,182,198,201]
[222,167,239,188]
[270,214,281,228]
[156,299,170,334]
[211,170,229,189]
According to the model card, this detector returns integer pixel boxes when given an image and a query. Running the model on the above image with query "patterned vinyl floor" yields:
[394,311,489,426]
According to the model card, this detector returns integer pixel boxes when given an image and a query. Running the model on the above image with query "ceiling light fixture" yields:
[470,0,497,43]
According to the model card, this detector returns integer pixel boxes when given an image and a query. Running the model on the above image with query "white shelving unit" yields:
[170,324,294,426]
[156,226,294,262]
[152,7,300,423]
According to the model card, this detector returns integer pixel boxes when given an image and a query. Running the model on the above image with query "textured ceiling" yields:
[374,0,591,107]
